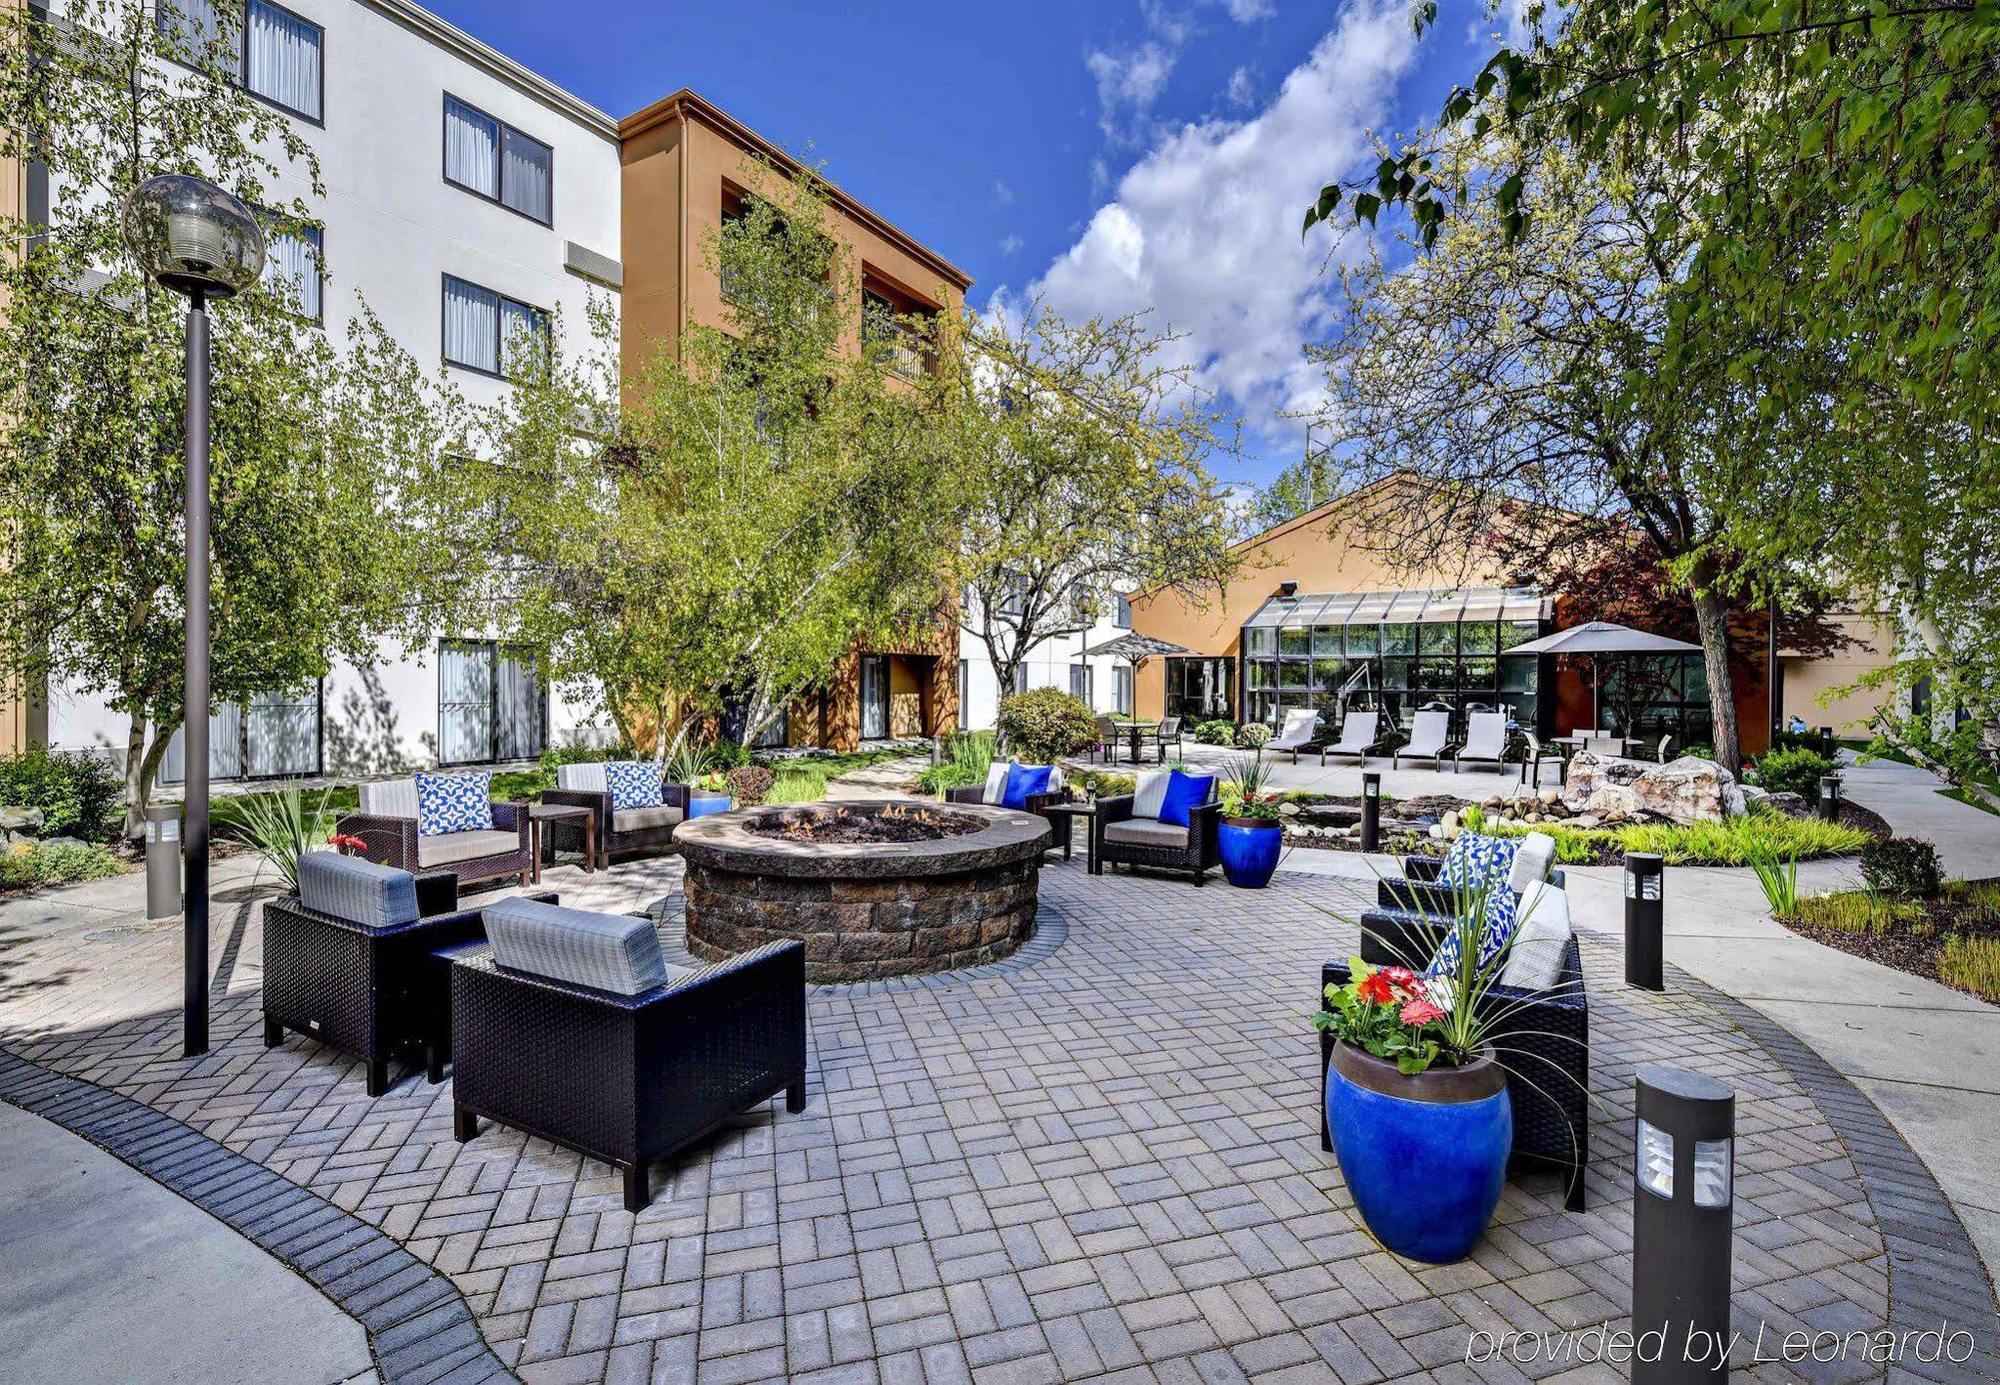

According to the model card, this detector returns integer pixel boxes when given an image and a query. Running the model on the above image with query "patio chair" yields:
[336,774,532,889]
[947,761,1073,853]
[1363,834,1563,951]
[1260,708,1322,764]
[1583,734,1624,757]
[1092,768,1222,884]
[261,852,557,1096]
[1088,716,1121,764]
[1446,711,1510,774]
[1317,709,1382,767]
[1656,733,1674,763]
[1392,710,1455,770]
[541,760,689,867]
[450,898,807,1212]
[1153,716,1185,762]
[1520,732,1566,787]
[1317,898,1590,1210]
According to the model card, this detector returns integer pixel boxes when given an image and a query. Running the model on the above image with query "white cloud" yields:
[1222,0,1275,20]
[1086,39,1181,142]
[1000,233,1025,257]
[993,179,1015,204]
[1025,0,1418,447]
[1225,64,1257,107]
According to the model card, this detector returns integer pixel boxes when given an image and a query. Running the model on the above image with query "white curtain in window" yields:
[443,277,498,373]
[501,128,552,223]
[444,99,499,196]
[159,703,244,785]
[246,1,321,119]
[262,225,321,319]
[158,0,226,60]
[246,686,319,777]
[439,644,493,764]
[495,652,542,761]
[500,298,543,376]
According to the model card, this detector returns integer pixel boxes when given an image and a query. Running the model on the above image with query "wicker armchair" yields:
[1316,937,1590,1210]
[1091,791,1223,884]
[946,779,1073,854]
[450,938,807,1212]
[336,778,533,890]
[541,763,689,867]
[1361,855,1567,963]
[261,867,555,1096]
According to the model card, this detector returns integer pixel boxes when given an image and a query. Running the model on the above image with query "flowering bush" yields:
[1236,722,1272,749]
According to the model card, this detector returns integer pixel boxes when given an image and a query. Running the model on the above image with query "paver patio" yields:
[5,845,1996,1384]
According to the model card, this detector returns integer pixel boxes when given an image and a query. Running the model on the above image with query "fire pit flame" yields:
[744,803,984,845]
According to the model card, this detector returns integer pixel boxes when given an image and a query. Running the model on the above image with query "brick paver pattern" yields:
[0,856,1905,1384]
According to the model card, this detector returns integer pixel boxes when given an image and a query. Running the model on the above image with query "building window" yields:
[161,1,323,123]
[1069,664,1093,706]
[159,683,322,784]
[861,271,935,377]
[1164,657,1234,722]
[442,275,548,379]
[1115,593,1133,629]
[444,95,553,225]
[1114,665,1133,716]
[439,640,545,764]
[257,213,321,321]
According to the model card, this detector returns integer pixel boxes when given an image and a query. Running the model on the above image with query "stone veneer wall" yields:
[684,856,1038,982]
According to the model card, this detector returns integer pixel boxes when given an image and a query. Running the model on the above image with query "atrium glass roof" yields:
[1242,587,1551,630]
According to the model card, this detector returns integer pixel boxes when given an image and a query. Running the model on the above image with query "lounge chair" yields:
[451,899,807,1211]
[1260,708,1321,764]
[1392,710,1454,770]
[262,852,556,1096]
[1318,709,1382,767]
[1447,711,1509,773]
[1092,768,1222,884]
[336,774,533,889]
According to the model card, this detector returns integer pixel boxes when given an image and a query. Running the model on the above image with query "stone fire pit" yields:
[674,799,1051,981]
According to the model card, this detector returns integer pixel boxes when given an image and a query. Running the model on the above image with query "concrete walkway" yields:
[0,1103,374,1385]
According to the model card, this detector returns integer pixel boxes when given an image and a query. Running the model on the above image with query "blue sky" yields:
[424,0,1510,493]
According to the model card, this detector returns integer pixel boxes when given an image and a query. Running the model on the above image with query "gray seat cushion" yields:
[415,829,522,868]
[297,851,420,928]
[612,805,683,834]
[1103,818,1190,849]
[484,898,686,996]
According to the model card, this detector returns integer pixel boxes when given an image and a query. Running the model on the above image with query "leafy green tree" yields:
[484,170,965,752]
[0,0,465,832]
[952,305,1241,697]
[1244,448,1341,534]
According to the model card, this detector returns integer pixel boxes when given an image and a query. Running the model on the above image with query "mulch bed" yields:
[1781,886,2000,1004]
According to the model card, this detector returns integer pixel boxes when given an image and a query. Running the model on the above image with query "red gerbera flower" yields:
[1355,970,1395,1005]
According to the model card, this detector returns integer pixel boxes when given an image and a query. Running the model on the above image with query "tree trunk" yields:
[121,715,150,840]
[1687,564,1743,775]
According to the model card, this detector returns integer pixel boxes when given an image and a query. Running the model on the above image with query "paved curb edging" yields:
[1663,963,2000,1382]
[0,1048,515,1385]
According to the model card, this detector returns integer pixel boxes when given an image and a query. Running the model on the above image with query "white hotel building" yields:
[41,0,624,781]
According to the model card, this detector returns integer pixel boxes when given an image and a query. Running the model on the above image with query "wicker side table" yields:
[529,802,595,883]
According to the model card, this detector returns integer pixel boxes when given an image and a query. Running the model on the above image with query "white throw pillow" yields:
[1498,886,1573,990]
[1046,765,1065,794]
[1508,831,1557,893]
[1132,769,1172,820]
[557,762,609,794]
[982,760,1011,806]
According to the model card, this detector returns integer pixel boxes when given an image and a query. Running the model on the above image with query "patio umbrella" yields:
[1505,621,1702,733]
[1077,632,1194,721]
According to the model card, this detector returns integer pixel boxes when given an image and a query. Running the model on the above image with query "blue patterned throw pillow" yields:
[1437,831,1517,892]
[415,771,493,837]
[604,760,664,811]
[1426,833,1525,980]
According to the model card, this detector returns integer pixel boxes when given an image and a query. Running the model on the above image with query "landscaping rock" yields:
[1278,801,1300,817]
[40,836,90,851]
[1562,752,1739,824]
[1763,790,1812,818]
[0,806,43,833]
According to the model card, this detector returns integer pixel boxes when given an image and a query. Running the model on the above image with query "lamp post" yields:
[121,175,266,1059]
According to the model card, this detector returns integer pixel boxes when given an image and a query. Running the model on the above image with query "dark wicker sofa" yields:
[262,868,556,1096]
[1316,913,1590,1211]
[450,937,808,1212]
[541,763,689,867]
[1091,792,1223,884]
[1361,855,1566,965]
[336,777,533,890]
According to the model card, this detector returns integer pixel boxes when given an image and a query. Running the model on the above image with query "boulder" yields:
[0,806,42,833]
[1762,790,1812,819]
[1278,801,1300,817]
[1561,752,1739,825]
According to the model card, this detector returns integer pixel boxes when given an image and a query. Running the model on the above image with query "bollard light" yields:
[1818,774,1843,824]
[144,803,182,922]
[1360,771,1381,853]
[1633,1066,1736,1382]
[1625,852,1665,991]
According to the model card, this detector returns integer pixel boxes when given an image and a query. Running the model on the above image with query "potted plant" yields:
[687,770,733,818]
[1217,755,1285,888]
[1312,884,1522,1263]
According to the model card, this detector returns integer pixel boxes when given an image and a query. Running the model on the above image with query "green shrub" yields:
[1477,809,1870,866]
[1858,837,1943,898]
[1080,770,1137,798]
[766,767,828,804]
[0,747,122,842]
[1772,729,1834,754]
[1749,746,1836,798]
[1682,744,1715,761]
[916,763,981,795]
[1796,891,1923,933]
[0,841,123,891]
[709,740,752,771]
[996,688,1098,763]
[726,765,775,807]
[1236,723,1272,749]
[1194,720,1237,745]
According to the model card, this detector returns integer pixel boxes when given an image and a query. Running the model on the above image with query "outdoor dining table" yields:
[1551,733,1639,757]
[1117,719,1159,764]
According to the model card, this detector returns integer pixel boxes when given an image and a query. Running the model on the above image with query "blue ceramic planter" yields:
[1217,819,1282,888]
[687,794,733,819]
[1324,1043,1511,1263]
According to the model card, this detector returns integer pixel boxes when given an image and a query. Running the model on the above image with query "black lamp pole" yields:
[122,175,265,1061]
[183,289,211,1056]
